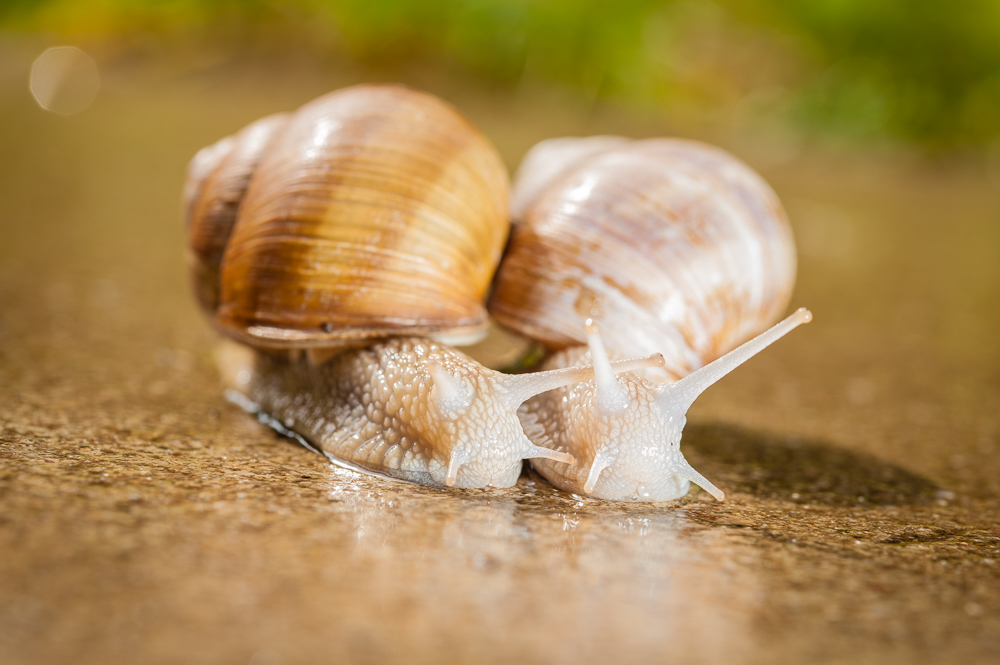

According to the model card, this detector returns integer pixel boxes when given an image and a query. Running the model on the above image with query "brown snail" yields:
[183,84,660,489]
[487,136,809,501]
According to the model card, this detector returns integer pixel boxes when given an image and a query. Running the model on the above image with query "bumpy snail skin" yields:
[238,338,663,489]
[523,310,811,501]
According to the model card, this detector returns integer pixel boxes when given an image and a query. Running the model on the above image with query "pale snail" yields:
[183,84,662,489]
[488,136,810,501]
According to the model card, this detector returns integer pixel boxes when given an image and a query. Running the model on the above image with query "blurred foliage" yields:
[4,0,1000,150]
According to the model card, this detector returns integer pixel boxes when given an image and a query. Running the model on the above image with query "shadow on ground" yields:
[685,423,941,507]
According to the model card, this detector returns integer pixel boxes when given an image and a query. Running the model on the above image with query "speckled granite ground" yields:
[1,41,998,665]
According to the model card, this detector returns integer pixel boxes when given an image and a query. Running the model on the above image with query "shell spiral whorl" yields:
[185,84,511,349]
[490,137,797,381]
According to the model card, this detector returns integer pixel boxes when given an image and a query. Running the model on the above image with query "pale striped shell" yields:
[489,137,797,380]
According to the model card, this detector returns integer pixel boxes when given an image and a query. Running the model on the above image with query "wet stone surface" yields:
[1,44,999,664]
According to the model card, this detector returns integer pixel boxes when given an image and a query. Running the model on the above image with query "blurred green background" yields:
[4,0,1000,152]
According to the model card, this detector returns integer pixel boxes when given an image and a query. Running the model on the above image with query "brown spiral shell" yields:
[184,84,510,348]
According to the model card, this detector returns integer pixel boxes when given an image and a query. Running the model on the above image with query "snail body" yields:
[238,338,660,488]
[491,137,808,501]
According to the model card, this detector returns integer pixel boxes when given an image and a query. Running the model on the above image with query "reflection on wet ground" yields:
[0,42,998,664]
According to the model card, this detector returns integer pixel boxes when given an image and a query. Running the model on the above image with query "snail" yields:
[183,84,661,489]
[487,136,809,501]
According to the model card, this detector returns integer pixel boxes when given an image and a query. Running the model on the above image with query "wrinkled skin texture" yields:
[522,346,700,501]
[246,339,534,488]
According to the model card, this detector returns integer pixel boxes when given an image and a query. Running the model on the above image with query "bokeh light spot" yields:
[30,46,100,115]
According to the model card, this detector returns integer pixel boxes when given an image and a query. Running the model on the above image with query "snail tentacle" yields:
[670,454,726,502]
[524,445,575,465]
[496,354,664,409]
[583,448,618,494]
[429,362,475,419]
[445,446,469,487]
[583,318,630,417]
[656,308,813,419]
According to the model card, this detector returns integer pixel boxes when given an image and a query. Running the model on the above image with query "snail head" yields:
[574,309,813,501]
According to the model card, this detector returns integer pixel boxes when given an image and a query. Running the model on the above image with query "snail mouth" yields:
[486,464,523,489]
[633,484,649,500]
[618,476,705,502]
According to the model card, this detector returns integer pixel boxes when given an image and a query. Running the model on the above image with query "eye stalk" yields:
[656,308,813,420]
[429,362,475,420]
[445,446,470,487]
[583,318,631,417]
[493,353,664,409]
